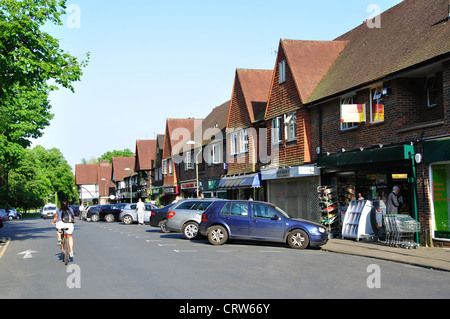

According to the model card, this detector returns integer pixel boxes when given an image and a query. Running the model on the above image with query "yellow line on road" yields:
[0,237,11,259]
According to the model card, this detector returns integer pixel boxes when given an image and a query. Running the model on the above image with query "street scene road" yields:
[1,218,449,300]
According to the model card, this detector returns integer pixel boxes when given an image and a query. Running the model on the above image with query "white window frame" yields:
[284,112,297,142]
[231,132,239,155]
[168,158,173,175]
[340,95,358,131]
[240,129,248,153]
[279,60,286,84]
[370,86,385,123]
[185,151,192,170]
[162,159,168,175]
[425,75,437,107]
[272,116,282,144]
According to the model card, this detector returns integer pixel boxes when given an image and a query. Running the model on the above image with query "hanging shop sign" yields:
[341,104,366,123]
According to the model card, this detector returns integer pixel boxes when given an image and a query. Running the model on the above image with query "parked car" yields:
[119,203,158,225]
[41,204,58,219]
[0,209,7,221]
[69,205,80,217]
[199,200,329,249]
[149,203,176,232]
[165,199,217,239]
[6,209,20,220]
[88,203,127,222]
[83,205,98,221]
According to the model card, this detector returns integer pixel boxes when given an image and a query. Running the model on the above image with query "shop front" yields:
[162,185,179,205]
[180,180,199,198]
[218,173,264,201]
[261,165,320,221]
[424,137,450,242]
[317,145,417,220]
[201,179,227,199]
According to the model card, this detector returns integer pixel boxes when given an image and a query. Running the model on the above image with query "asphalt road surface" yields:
[1,218,449,299]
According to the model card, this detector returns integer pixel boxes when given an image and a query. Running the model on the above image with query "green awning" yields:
[424,138,450,164]
[317,145,414,168]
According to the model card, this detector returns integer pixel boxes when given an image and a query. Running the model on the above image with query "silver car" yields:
[165,199,216,239]
[41,204,57,219]
[119,203,157,225]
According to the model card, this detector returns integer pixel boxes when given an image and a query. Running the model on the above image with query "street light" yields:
[125,168,134,203]
[187,140,202,198]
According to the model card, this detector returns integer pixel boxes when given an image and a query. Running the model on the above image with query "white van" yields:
[41,204,57,219]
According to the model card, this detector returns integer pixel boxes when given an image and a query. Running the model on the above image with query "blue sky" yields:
[31,0,402,169]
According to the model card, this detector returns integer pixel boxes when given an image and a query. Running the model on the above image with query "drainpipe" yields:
[409,151,420,244]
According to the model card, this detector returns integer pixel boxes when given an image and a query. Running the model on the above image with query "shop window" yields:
[340,96,358,130]
[272,116,282,144]
[370,87,385,123]
[279,60,286,84]
[284,112,297,142]
[425,75,437,107]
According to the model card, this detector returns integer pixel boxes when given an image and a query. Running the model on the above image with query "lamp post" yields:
[187,140,202,198]
[125,168,134,203]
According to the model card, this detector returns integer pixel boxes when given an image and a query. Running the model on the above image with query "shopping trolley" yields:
[383,214,420,249]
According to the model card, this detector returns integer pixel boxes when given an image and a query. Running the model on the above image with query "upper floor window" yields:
[340,95,358,130]
[231,132,239,155]
[272,116,282,144]
[185,151,192,170]
[425,75,437,107]
[240,129,248,153]
[370,87,385,123]
[162,159,168,175]
[284,112,297,142]
[279,60,286,84]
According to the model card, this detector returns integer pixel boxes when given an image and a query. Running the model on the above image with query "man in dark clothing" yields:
[386,186,403,214]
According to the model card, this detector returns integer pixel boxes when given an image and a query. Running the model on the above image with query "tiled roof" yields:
[75,164,98,185]
[97,164,115,196]
[308,0,450,103]
[135,139,156,171]
[112,156,135,181]
[281,39,347,103]
[236,69,273,123]
[163,118,203,158]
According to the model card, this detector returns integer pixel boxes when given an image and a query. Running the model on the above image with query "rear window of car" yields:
[192,201,213,211]
[221,202,248,216]
[175,201,199,210]
[44,206,56,211]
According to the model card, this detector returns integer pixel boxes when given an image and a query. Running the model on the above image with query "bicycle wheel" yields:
[62,236,69,265]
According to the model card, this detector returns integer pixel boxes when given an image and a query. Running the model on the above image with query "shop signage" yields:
[341,104,366,123]
[432,164,450,239]
[163,186,178,194]
[181,182,197,190]
[276,167,291,178]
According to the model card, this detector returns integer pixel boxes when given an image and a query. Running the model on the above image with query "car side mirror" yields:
[271,215,281,221]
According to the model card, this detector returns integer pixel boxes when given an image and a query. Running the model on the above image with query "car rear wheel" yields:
[287,229,309,249]
[159,219,170,233]
[182,222,199,240]
[207,225,228,245]
[122,215,133,225]
[105,214,115,223]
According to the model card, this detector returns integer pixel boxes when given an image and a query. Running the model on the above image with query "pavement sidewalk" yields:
[321,238,450,272]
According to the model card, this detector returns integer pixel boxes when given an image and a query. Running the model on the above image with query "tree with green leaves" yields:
[97,149,134,164]
[0,0,89,205]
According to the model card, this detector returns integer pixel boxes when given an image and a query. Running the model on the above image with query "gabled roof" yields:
[135,139,156,171]
[228,68,273,128]
[97,164,115,196]
[163,118,203,159]
[112,156,135,182]
[308,0,450,103]
[190,100,231,147]
[75,164,98,185]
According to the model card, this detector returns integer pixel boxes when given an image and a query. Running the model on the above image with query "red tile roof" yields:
[309,0,450,103]
[75,164,98,185]
[163,118,203,159]
[135,140,156,171]
[112,156,135,181]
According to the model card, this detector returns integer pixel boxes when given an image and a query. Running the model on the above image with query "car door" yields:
[250,203,285,241]
[220,202,250,237]
[144,204,153,222]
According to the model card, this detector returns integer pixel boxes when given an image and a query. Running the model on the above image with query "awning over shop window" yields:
[424,138,450,164]
[317,145,414,168]
[218,173,261,189]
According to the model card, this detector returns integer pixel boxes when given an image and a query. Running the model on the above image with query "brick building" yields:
[222,68,273,201]
[303,0,450,245]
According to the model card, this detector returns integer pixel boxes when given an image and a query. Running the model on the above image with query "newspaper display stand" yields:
[341,200,376,241]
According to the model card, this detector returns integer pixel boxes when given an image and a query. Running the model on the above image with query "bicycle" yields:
[60,227,70,265]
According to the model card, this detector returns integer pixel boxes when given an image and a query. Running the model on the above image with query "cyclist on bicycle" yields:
[51,199,75,260]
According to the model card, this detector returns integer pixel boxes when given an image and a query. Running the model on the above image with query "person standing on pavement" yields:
[136,198,145,225]
[386,185,403,214]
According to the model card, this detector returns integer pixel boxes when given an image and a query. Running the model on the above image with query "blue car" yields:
[199,200,328,249]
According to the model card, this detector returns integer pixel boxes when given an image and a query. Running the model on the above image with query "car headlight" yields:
[319,227,326,234]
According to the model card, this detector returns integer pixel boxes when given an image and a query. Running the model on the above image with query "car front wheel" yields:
[91,214,100,222]
[105,214,115,223]
[122,215,133,225]
[287,229,309,249]
[207,225,228,245]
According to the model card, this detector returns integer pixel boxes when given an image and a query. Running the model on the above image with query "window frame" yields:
[340,95,358,131]
[272,116,282,145]
[279,60,286,84]
[284,112,297,142]
[370,86,385,123]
